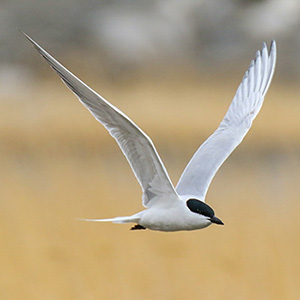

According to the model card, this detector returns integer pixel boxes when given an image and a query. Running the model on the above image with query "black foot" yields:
[130,224,146,230]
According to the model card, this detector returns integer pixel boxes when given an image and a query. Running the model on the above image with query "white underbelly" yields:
[139,206,211,232]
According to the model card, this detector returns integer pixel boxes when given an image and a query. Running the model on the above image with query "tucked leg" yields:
[130,224,146,230]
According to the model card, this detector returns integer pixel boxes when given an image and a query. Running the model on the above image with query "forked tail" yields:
[79,215,141,224]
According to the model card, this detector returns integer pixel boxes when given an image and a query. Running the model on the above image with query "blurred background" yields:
[0,0,300,299]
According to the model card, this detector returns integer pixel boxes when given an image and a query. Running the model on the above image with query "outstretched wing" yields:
[23,32,178,207]
[176,41,276,201]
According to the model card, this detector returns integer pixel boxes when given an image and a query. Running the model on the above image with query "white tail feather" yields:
[78,215,141,224]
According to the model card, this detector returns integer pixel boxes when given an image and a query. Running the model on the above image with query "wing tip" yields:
[270,40,277,52]
[260,40,275,58]
[19,30,36,46]
[261,40,276,61]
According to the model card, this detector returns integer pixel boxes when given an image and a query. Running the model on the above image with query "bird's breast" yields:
[139,206,211,232]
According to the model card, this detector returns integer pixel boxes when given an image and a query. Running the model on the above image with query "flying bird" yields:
[23,32,276,231]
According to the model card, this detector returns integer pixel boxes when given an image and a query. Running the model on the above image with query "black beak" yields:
[210,216,224,225]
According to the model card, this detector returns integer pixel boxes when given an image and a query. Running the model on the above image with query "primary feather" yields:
[176,41,276,201]
[22,32,178,208]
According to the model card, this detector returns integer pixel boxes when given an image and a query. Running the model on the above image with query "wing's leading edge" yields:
[23,32,178,207]
[176,41,276,201]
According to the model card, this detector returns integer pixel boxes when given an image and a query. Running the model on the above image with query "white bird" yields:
[23,32,276,231]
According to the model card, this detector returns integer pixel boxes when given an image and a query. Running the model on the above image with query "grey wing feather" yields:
[176,41,276,201]
[23,32,178,207]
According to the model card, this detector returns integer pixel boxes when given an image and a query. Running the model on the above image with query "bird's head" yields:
[186,199,224,225]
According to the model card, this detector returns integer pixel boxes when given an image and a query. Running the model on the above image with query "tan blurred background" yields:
[1,0,300,299]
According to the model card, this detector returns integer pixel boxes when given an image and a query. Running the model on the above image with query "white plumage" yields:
[23,32,276,231]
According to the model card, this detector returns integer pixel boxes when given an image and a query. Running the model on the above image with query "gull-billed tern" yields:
[23,32,276,232]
